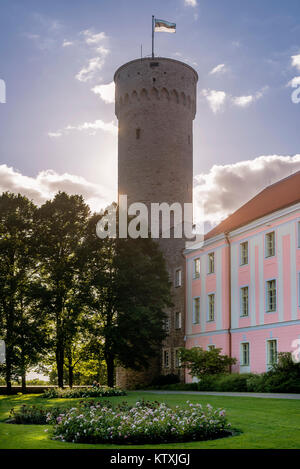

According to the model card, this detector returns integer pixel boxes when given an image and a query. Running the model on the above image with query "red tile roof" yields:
[205,170,300,240]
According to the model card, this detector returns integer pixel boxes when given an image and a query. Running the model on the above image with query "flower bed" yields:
[52,400,232,444]
[42,386,126,399]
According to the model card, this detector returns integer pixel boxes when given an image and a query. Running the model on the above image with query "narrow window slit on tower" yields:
[136,128,141,140]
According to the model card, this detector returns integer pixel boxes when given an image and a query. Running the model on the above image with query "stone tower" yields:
[114,57,198,388]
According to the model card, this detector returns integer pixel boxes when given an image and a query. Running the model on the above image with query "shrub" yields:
[7,405,64,425]
[151,374,180,386]
[42,386,126,399]
[179,347,237,378]
[51,400,232,444]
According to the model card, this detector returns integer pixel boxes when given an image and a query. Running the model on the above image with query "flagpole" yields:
[152,15,155,58]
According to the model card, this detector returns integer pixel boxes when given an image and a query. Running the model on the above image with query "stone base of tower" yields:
[116,358,160,390]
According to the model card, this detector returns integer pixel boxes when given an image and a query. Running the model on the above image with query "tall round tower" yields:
[114,57,198,388]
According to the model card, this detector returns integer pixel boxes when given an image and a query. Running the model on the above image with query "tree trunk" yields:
[56,346,64,388]
[21,371,26,393]
[68,365,73,388]
[5,355,12,395]
[106,355,114,387]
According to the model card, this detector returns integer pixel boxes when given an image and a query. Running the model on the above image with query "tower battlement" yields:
[114,57,197,119]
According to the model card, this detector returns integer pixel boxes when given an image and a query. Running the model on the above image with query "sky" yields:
[0,0,300,226]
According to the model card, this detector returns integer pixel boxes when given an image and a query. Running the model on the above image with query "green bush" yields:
[52,400,232,444]
[42,386,126,399]
[151,374,180,386]
[7,405,64,425]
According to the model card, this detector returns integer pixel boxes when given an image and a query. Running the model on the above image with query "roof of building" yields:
[205,170,300,240]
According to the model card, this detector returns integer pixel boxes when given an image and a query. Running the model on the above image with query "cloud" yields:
[210,64,227,75]
[291,54,300,71]
[49,118,117,137]
[48,131,63,138]
[81,30,107,48]
[287,76,300,88]
[202,89,227,113]
[62,39,73,47]
[232,88,267,108]
[194,154,300,226]
[184,0,198,7]
[75,30,110,82]
[0,165,113,212]
[92,81,115,103]
[202,87,267,112]
[76,55,109,82]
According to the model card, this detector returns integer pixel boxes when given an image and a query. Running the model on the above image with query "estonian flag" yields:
[154,19,176,33]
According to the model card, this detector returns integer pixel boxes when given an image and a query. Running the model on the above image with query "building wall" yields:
[185,204,300,381]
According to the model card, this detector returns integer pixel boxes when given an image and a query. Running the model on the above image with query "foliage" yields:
[246,353,300,393]
[7,405,64,425]
[0,193,49,392]
[80,211,172,386]
[179,347,237,378]
[151,374,180,386]
[51,400,231,444]
[41,386,126,399]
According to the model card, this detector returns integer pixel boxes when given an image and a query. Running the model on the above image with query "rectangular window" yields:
[208,252,215,274]
[298,222,300,248]
[240,241,248,265]
[175,312,182,329]
[193,258,200,279]
[163,317,170,332]
[265,231,275,258]
[208,345,215,351]
[266,279,277,312]
[267,340,277,365]
[241,342,250,366]
[163,349,170,368]
[240,286,249,317]
[208,294,215,321]
[174,348,181,368]
[193,297,200,324]
[175,269,182,287]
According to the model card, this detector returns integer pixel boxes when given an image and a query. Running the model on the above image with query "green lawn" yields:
[0,392,300,449]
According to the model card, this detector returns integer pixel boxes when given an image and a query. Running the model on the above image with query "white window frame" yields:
[174,348,181,368]
[266,339,278,368]
[175,311,182,329]
[207,252,215,274]
[207,344,215,351]
[175,268,182,287]
[240,285,249,317]
[240,342,250,366]
[240,241,249,266]
[163,316,170,332]
[265,231,275,258]
[192,297,200,324]
[207,293,215,322]
[193,258,200,279]
[163,348,170,368]
[266,279,277,313]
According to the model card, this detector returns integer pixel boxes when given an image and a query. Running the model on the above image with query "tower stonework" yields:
[114,57,198,388]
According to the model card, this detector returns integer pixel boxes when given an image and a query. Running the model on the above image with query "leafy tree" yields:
[81,212,172,387]
[0,193,41,393]
[35,192,90,388]
[179,347,237,379]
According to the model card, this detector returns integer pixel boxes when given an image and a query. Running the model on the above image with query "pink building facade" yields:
[185,175,300,381]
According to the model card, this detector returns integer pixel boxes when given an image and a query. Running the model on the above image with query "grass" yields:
[0,392,300,449]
